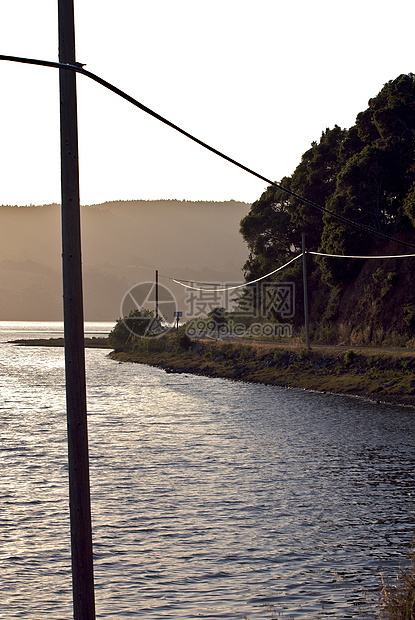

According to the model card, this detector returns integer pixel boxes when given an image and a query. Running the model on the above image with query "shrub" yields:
[344,350,357,366]
[108,309,161,348]
[173,332,192,352]
[403,304,415,330]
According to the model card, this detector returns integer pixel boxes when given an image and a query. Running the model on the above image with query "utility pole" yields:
[155,269,159,320]
[58,1,96,618]
[302,232,311,350]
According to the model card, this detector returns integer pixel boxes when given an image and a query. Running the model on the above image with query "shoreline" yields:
[109,338,415,408]
[10,336,415,407]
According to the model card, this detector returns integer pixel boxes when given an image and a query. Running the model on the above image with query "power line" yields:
[167,249,415,291]
[309,251,415,259]
[172,253,303,291]
[1,53,415,250]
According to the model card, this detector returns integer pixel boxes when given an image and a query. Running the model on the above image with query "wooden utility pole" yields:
[155,269,159,319]
[302,233,311,350]
[58,1,96,618]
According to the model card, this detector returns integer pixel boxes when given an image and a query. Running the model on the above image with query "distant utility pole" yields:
[58,1,96,618]
[155,269,159,319]
[302,233,311,350]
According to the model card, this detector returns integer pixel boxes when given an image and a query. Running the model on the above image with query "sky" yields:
[0,0,414,207]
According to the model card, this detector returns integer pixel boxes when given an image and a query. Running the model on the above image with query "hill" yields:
[0,200,250,321]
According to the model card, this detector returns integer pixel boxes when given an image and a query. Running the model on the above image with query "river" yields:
[1,322,414,619]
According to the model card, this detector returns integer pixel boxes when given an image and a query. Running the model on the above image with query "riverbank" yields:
[11,334,415,405]
[109,335,415,407]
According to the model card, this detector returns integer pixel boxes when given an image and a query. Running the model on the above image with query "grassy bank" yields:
[109,332,415,406]
[379,551,415,619]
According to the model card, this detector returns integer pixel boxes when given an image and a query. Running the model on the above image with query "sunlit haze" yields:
[0,0,413,207]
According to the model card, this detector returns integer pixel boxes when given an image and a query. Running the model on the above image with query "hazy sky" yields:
[0,0,414,207]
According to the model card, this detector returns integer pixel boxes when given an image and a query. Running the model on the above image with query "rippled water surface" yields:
[1,322,415,619]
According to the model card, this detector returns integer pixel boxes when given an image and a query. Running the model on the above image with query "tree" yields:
[403,181,415,226]
[240,126,348,282]
[239,73,415,326]
[240,177,298,283]
[319,73,415,283]
[108,308,161,348]
[289,125,346,249]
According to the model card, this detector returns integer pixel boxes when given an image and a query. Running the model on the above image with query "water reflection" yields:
[1,324,414,619]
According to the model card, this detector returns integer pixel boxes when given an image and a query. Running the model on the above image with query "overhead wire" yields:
[309,251,415,259]
[171,253,303,291]
[166,249,415,292]
[1,53,415,251]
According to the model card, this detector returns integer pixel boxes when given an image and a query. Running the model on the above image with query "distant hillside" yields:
[0,200,250,321]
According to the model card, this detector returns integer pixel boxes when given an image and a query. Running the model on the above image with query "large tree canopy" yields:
[241,74,415,289]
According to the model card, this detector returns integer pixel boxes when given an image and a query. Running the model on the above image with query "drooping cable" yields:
[172,253,303,291]
[168,249,415,292]
[1,53,415,251]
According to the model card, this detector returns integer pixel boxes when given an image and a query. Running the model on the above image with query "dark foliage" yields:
[239,74,415,337]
